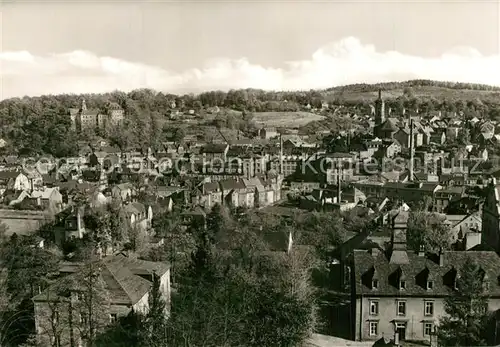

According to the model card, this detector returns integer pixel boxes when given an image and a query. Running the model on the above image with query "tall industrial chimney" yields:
[279,134,284,175]
[337,164,342,204]
[409,119,414,182]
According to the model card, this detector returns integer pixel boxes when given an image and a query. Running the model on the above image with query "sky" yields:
[1,0,500,99]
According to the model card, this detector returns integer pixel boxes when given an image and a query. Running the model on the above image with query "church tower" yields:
[374,89,385,126]
[81,98,87,112]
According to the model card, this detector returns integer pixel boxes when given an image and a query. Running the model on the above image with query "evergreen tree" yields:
[438,257,490,346]
[140,273,168,347]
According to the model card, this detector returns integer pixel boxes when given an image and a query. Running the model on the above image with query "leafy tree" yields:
[4,235,60,302]
[138,273,168,347]
[294,212,346,262]
[148,212,196,282]
[166,243,316,347]
[438,257,490,346]
[403,87,415,98]
[457,128,471,146]
[73,261,111,346]
[407,211,452,253]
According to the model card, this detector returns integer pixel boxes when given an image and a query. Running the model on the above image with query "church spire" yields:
[374,89,385,127]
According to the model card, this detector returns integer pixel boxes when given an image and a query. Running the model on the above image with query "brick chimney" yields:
[438,247,444,266]
[389,211,410,264]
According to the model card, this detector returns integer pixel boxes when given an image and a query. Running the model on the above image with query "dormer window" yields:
[427,280,434,290]
[399,280,406,290]
[372,279,379,289]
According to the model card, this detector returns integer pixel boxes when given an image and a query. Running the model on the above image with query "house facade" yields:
[70,99,124,133]
[32,255,170,347]
[0,171,30,193]
[350,212,500,342]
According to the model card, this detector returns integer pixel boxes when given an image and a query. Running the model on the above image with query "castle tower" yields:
[374,89,385,126]
[81,98,87,112]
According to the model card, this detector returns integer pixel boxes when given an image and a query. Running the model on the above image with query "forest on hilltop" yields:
[327,79,500,93]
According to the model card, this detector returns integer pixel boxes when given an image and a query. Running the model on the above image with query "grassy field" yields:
[325,86,500,103]
[253,111,325,128]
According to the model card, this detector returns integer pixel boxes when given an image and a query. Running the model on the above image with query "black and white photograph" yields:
[1,0,500,346]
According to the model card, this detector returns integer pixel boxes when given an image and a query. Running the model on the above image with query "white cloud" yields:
[1,36,500,99]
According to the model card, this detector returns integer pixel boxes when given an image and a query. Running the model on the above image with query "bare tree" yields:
[72,261,110,347]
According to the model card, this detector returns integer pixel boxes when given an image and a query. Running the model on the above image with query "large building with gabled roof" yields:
[350,210,500,343]
[32,254,170,347]
[69,99,124,133]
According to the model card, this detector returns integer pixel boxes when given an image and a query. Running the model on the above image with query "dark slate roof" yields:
[124,202,146,215]
[353,250,500,297]
[258,230,290,252]
[0,171,21,180]
[33,255,169,305]
[379,119,399,132]
[220,178,245,191]
[202,182,219,193]
[81,109,100,116]
[201,144,228,154]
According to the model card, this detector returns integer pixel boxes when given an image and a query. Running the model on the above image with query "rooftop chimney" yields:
[438,247,444,266]
[389,218,409,264]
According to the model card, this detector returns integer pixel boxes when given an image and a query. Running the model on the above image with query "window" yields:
[483,281,490,291]
[424,301,434,316]
[427,281,434,290]
[397,301,406,316]
[369,322,378,336]
[424,323,433,336]
[372,279,379,289]
[399,280,406,290]
[80,313,88,325]
[109,314,118,323]
[370,301,379,315]
[77,292,85,301]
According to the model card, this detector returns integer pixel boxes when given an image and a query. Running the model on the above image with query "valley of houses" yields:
[4,91,500,345]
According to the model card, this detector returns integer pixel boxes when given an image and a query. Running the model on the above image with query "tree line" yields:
[2,81,500,156]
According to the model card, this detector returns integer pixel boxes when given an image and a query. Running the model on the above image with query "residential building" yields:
[123,202,153,230]
[0,171,30,194]
[32,255,170,347]
[197,181,222,210]
[201,144,229,162]
[259,127,278,139]
[268,155,303,178]
[220,178,254,208]
[70,99,124,133]
[30,187,64,211]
